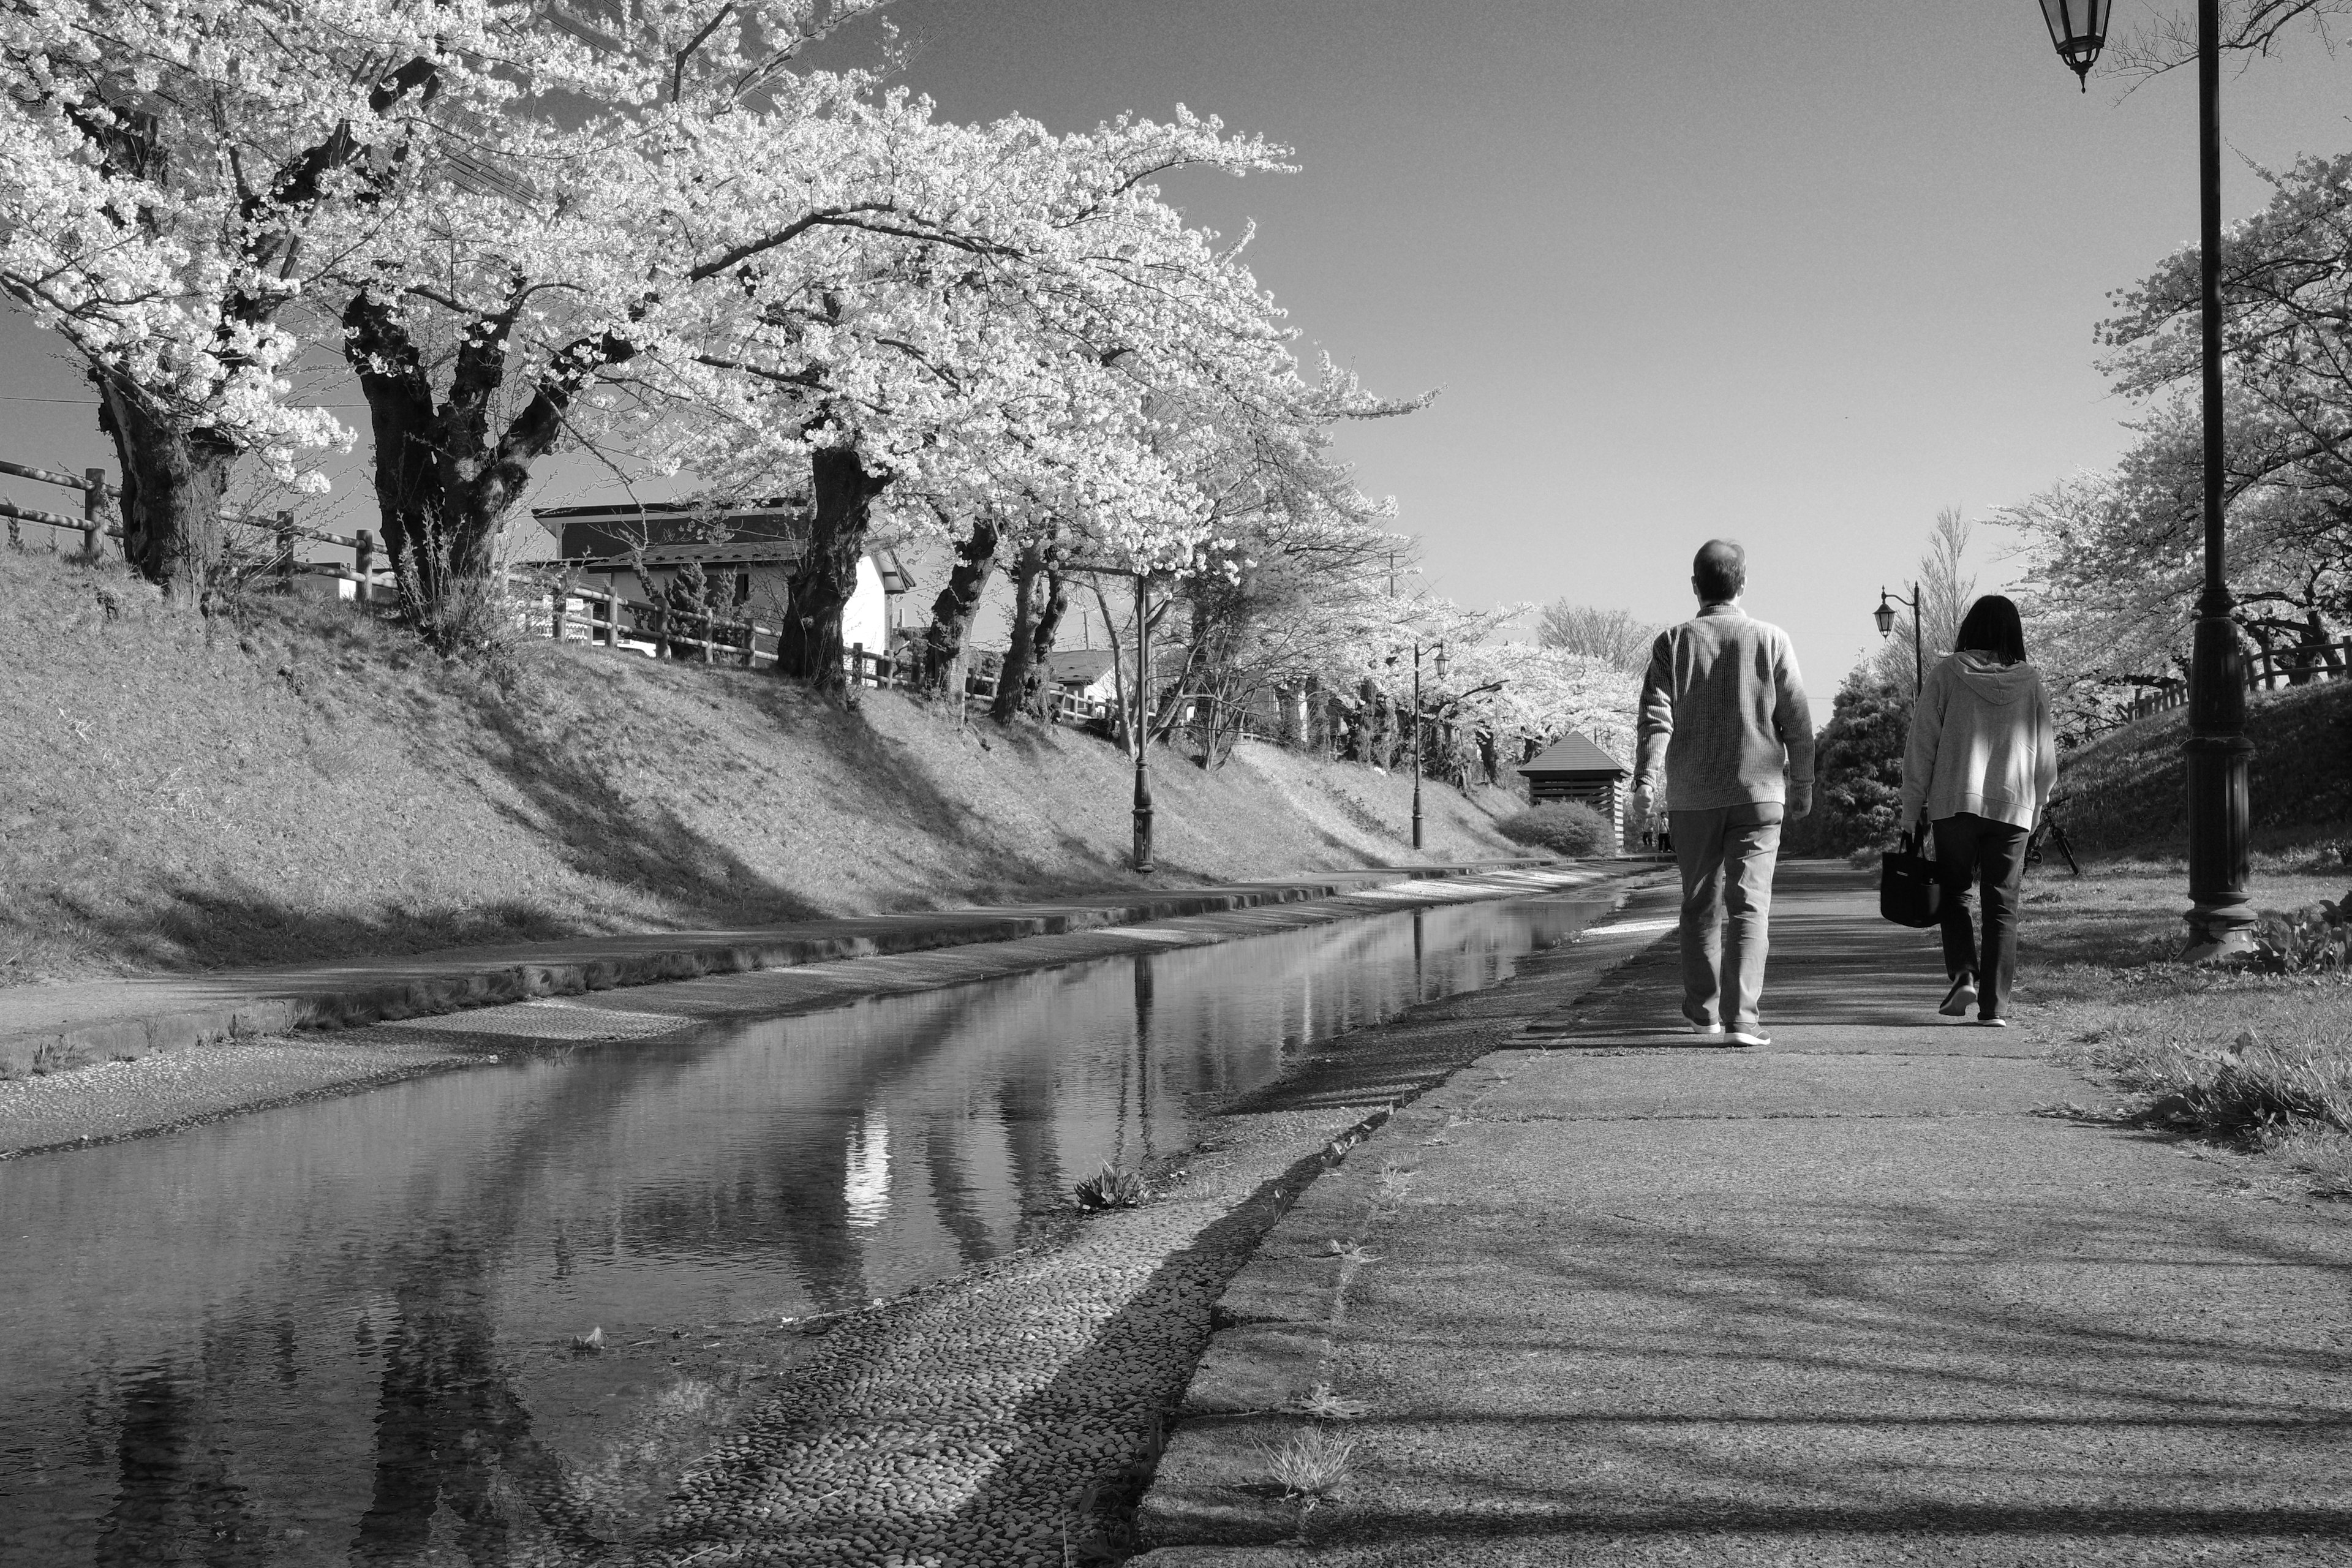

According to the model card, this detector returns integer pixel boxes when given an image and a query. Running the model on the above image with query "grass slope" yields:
[2057,678,2351,858]
[1,550,1526,985]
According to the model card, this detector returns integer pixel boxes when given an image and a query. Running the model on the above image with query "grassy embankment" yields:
[0,548,1529,987]
[2016,684,2351,1197]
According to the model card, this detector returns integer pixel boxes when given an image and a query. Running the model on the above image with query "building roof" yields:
[1518,733,1630,778]
[1043,648,1117,685]
[532,497,805,554]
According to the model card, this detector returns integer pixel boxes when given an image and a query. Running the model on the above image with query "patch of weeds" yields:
[1298,1381,1371,1422]
[1074,1162,1150,1211]
[1262,1426,1357,1506]
[1325,1239,1381,1267]
[2257,1123,2352,1199]
[2231,894,2352,977]
[2135,1030,2352,1138]
[1371,1163,1418,1206]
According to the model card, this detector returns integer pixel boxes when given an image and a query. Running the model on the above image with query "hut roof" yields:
[1518,733,1630,779]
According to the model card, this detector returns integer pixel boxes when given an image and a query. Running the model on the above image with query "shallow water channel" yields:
[1,886,1619,1564]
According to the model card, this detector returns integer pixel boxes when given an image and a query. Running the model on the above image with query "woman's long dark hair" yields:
[1954,595,2027,665]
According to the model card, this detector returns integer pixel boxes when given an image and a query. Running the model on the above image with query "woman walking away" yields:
[1899,595,2058,1027]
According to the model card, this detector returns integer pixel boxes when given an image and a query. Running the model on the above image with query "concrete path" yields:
[0,860,1555,1078]
[1137,863,2352,1567]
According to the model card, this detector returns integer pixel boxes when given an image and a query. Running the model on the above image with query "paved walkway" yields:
[0,861,1558,1077]
[1137,863,2352,1567]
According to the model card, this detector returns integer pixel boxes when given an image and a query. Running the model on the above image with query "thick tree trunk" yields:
[1362,679,1394,768]
[918,514,1000,691]
[781,443,889,687]
[346,292,635,649]
[1030,566,1068,677]
[343,295,442,618]
[990,545,1044,723]
[93,371,235,605]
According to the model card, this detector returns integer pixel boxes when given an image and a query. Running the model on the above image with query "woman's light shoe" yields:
[1978,1016,2010,1028]
[1727,1024,1771,1047]
[1690,1022,1724,1036]
[1940,974,1978,1017]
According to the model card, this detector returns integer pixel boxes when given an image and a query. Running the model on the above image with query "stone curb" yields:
[0,859,1561,1079]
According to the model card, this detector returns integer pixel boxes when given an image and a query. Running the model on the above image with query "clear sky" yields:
[6,0,2351,714]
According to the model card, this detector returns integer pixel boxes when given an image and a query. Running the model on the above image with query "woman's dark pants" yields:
[1931,812,2030,1020]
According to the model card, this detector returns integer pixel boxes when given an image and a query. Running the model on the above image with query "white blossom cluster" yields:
[2,0,1367,581]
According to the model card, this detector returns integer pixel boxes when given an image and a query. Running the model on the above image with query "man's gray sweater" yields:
[1633,602,1814,812]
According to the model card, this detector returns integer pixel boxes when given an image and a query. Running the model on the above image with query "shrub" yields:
[1074,1163,1149,1210]
[1495,800,1614,858]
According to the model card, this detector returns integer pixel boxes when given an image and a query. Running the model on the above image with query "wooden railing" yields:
[2119,636,2351,723]
[2,456,404,599]
[6,451,1301,741]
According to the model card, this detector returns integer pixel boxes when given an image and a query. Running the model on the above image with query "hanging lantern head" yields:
[1873,591,1897,638]
[2038,0,2113,91]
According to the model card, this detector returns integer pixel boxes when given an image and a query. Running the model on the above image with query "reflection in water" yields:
[0,889,1610,1564]
[843,1112,891,1231]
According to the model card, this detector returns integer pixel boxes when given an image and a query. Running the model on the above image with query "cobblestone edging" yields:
[0,861,1555,1079]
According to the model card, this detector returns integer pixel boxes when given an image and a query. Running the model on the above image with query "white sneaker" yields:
[1727,1024,1771,1047]
[1691,1022,1724,1036]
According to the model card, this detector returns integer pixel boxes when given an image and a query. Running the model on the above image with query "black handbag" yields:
[1879,821,1942,929]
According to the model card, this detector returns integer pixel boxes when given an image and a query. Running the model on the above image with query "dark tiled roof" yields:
[1044,649,1117,684]
[1518,733,1629,778]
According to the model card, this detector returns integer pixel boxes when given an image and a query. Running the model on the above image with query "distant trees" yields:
[1534,603,1657,674]
[2001,149,2352,733]
[1867,508,1975,697]
[1809,667,1910,853]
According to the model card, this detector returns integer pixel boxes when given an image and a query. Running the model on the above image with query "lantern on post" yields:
[2038,0,2113,90]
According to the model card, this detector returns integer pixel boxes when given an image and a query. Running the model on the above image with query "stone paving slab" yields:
[1134,863,2352,1568]
[0,859,1551,1078]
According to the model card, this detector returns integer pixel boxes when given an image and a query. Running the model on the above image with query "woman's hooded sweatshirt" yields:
[1899,652,2059,831]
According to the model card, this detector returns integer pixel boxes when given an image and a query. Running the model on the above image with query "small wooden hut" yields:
[1517,733,1633,850]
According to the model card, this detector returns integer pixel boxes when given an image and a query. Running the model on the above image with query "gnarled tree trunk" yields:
[345,290,639,650]
[1026,561,1069,717]
[780,443,889,688]
[93,372,235,606]
[990,543,1045,723]
[918,513,1000,691]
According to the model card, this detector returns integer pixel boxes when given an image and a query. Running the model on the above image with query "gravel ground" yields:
[0,1034,480,1157]
[598,1107,1358,1568]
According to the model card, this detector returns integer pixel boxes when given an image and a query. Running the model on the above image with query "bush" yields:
[1496,800,1614,858]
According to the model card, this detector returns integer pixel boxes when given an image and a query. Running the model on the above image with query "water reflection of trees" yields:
[21,894,1606,1562]
[351,1232,587,1566]
[91,1365,265,1568]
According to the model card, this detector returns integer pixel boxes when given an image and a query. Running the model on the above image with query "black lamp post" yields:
[1410,643,1449,852]
[2037,0,2253,959]
[1873,583,1923,698]
[1133,570,1155,874]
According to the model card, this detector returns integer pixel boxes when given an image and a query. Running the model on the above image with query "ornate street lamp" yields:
[2037,0,2252,959]
[1873,583,1924,698]
[2038,0,2113,90]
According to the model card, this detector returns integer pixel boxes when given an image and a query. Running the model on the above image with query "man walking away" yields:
[1631,539,1814,1047]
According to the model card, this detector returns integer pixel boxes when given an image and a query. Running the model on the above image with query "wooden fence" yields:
[6,453,1311,742]
[1,457,402,599]
[2118,636,2352,723]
